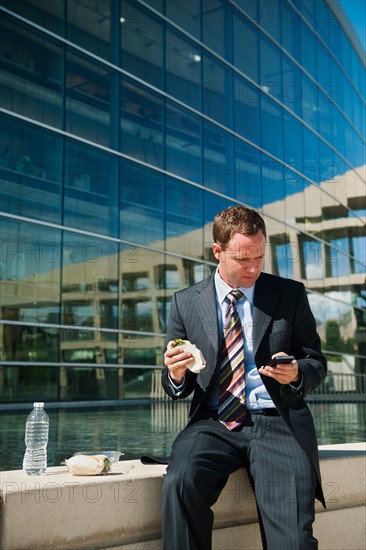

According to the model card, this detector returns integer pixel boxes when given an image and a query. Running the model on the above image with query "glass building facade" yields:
[0,0,365,405]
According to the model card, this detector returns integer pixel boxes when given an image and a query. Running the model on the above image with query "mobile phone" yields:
[267,355,295,367]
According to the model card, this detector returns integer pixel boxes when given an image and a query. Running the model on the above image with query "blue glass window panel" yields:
[317,43,332,93]
[165,0,201,39]
[67,0,111,60]
[143,0,164,12]
[234,77,260,146]
[203,53,233,128]
[260,36,282,102]
[300,22,317,80]
[282,59,302,116]
[283,113,305,199]
[329,238,351,277]
[328,11,342,62]
[301,74,319,131]
[166,30,202,111]
[260,95,283,159]
[339,30,352,72]
[204,194,232,226]
[315,1,337,44]
[330,63,344,111]
[352,237,366,275]
[358,60,366,104]
[120,160,164,247]
[344,124,357,171]
[166,102,202,184]
[281,1,300,61]
[298,0,316,28]
[202,0,229,60]
[318,92,333,146]
[352,95,365,140]
[0,0,63,34]
[63,141,118,237]
[318,141,337,186]
[302,125,320,182]
[166,178,203,258]
[343,80,354,128]
[121,80,163,168]
[259,0,280,41]
[234,0,259,22]
[275,243,294,279]
[303,240,324,279]
[0,16,63,128]
[261,156,285,206]
[65,51,113,147]
[0,115,62,223]
[203,122,234,196]
[353,52,366,103]
[233,15,258,82]
[332,157,347,184]
[332,109,345,156]
[166,178,203,235]
[350,51,361,93]
[323,90,340,138]
[284,112,303,167]
[120,0,163,89]
[235,139,262,209]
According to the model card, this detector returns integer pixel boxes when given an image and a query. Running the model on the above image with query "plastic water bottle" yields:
[23,402,49,476]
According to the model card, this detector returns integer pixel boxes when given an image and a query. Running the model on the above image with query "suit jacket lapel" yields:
[253,272,280,357]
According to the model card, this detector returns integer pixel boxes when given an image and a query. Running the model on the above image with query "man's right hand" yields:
[164,341,193,385]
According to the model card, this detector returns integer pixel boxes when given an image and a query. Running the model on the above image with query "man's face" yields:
[212,231,266,288]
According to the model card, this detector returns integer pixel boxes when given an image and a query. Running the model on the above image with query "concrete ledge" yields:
[1,443,365,550]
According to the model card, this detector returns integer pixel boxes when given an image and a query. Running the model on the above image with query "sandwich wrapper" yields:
[65,454,112,476]
[169,339,206,373]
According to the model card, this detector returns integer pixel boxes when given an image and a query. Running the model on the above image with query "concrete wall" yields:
[0,443,365,550]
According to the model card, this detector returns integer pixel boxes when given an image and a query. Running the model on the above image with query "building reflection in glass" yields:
[0,0,365,408]
[1,163,365,402]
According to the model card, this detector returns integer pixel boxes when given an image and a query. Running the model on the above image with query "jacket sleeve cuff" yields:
[168,373,186,396]
[289,374,304,397]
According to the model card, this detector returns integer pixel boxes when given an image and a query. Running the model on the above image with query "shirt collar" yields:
[214,268,255,305]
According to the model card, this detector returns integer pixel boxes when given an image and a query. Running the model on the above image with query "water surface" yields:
[0,400,365,471]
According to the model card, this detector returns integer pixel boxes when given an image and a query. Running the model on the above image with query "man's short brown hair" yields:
[213,206,267,249]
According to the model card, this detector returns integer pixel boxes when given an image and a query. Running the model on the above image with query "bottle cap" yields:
[34,402,44,408]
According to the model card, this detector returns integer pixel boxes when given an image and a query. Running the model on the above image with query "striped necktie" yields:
[218,289,246,430]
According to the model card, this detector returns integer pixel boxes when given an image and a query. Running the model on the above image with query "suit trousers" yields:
[162,413,318,550]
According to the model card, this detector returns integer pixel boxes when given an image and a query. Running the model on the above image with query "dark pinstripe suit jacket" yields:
[162,271,327,506]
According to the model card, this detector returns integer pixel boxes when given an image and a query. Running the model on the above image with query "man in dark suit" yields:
[162,206,327,550]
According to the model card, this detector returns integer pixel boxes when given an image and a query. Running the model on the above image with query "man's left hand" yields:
[259,352,301,385]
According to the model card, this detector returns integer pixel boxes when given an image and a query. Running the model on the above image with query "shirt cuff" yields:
[289,374,304,396]
[168,373,186,396]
